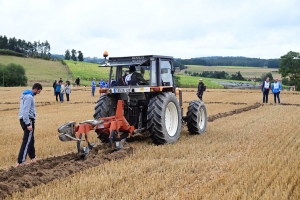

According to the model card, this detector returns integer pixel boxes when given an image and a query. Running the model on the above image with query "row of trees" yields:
[0,63,28,87]
[177,57,280,68]
[0,35,51,59]
[64,49,84,61]
[185,70,245,81]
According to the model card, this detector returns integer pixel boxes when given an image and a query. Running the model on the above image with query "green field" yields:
[180,65,281,79]
[177,75,224,89]
[0,55,73,86]
[65,60,110,86]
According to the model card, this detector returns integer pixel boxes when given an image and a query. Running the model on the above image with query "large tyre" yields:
[93,94,117,119]
[186,100,207,134]
[147,92,181,145]
[94,94,117,143]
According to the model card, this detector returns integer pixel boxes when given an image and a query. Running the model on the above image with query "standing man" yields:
[99,78,105,89]
[197,79,206,101]
[60,81,65,102]
[52,80,56,96]
[75,76,80,88]
[17,83,43,167]
[91,78,96,97]
[272,78,282,104]
[262,77,271,103]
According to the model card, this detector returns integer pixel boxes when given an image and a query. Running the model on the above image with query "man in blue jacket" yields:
[16,83,43,167]
[271,78,282,104]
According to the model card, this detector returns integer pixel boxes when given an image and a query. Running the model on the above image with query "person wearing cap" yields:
[197,78,206,100]
[271,78,282,104]
[91,78,96,97]
[125,66,148,85]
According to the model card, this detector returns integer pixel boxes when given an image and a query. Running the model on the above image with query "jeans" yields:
[274,92,280,103]
[55,92,61,102]
[60,93,64,102]
[92,88,95,96]
[66,93,69,101]
[263,89,269,103]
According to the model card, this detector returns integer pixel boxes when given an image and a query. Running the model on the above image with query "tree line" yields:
[0,35,51,59]
[64,49,84,61]
[176,56,280,68]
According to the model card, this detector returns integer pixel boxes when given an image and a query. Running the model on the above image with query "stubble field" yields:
[0,87,299,199]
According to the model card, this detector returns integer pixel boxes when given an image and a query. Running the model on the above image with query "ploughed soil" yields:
[208,103,262,122]
[0,144,133,199]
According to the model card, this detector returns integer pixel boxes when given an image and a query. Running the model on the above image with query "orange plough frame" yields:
[73,100,135,147]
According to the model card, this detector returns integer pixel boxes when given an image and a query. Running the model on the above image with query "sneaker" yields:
[16,162,26,167]
[30,158,37,163]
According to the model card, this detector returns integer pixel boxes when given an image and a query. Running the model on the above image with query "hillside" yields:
[0,55,73,86]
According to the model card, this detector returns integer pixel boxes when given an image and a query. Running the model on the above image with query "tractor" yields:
[58,54,207,157]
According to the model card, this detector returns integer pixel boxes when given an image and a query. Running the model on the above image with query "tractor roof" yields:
[100,55,173,67]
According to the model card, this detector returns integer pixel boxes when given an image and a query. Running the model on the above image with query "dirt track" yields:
[0,145,133,199]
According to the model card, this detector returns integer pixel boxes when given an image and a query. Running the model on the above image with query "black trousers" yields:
[55,92,61,101]
[66,93,70,101]
[17,119,35,164]
[263,90,269,103]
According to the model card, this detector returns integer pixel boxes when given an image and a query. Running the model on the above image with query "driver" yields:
[125,65,148,85]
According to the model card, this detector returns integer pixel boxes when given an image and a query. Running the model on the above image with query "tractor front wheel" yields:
[147,92,181,145]
[186,100,207,134]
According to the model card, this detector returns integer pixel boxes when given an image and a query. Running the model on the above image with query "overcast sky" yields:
[0,0,299,59]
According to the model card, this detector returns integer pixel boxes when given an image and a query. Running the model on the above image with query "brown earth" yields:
[0,144,133,199]
[208,103,262,122]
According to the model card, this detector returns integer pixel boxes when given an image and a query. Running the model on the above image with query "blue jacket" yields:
[55,84,61,93]
[272,82,282,93]
[19,90,36,126]
[91,81,96,89]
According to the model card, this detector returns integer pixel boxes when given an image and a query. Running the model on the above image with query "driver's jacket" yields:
[125,72,148,85]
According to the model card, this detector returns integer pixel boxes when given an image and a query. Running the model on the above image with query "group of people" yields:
[53,78,71,102]
[91,78,110,97]
[261,77,282,104]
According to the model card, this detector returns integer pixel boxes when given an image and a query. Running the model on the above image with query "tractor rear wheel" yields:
[147,92,181,145]
[94,94,117,143]
[186,100,207,134]
[93,94,117,119]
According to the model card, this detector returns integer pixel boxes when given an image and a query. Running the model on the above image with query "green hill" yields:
[0,55,73,86]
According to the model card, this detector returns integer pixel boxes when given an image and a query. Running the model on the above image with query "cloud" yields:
[0,0,299,59]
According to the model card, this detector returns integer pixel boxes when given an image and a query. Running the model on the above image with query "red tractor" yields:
[58,54,207,157]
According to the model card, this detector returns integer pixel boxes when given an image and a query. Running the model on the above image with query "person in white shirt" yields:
[261,77,271,103]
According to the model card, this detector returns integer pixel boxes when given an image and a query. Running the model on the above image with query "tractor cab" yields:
[100,55,176,90]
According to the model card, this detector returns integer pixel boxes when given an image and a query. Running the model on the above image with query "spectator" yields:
[16,83,43,167]
[60,81,65,102]
[197,79,206,101]
[91,78,96,97]
[52,80,56,96]
[99,78,105,89]
[75,76,80,88]
[271,78,282,104]
[105,80,109,88]
[65,81,71,102]
[262,77,271,103]
[55,81,61,102]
